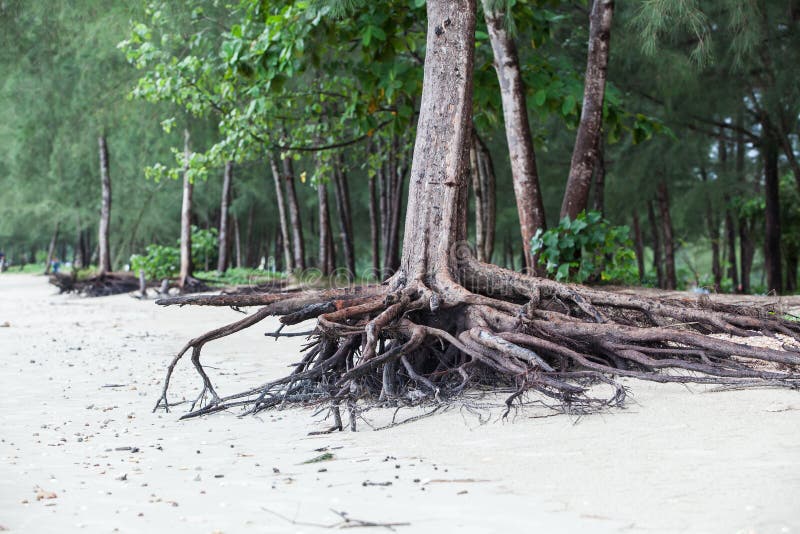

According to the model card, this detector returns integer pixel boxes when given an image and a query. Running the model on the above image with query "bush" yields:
[531,210,638,284]
[130,226,219,280]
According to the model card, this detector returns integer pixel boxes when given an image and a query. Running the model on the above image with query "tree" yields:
[178,130,194,290]
[153,0,799,423]
[97,135,112,275]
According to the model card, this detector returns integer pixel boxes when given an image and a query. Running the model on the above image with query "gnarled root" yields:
[153,259,800,426]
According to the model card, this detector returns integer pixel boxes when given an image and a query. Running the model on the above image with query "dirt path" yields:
[1,275,798,533]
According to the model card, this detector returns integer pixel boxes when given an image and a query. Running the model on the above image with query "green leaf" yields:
[533,89,547,106]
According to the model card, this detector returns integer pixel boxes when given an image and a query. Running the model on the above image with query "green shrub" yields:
[531,210,638,284]
[130,226,219,280]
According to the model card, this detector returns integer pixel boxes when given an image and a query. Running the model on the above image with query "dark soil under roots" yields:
[152,258,800,429]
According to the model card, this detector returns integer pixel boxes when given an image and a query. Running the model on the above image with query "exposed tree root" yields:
[50,272,140,297]
[153,257,800,426]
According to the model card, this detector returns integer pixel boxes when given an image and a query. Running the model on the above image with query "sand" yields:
[0,274,798,533]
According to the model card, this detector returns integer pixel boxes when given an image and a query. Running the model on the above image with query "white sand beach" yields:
[1,274,798,533]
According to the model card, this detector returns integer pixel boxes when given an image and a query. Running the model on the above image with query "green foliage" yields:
[531,211,638,284]
[130,244,180,280]
[130,226,218,279]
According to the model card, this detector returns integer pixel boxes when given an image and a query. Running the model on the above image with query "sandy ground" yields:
[1,274,798,534]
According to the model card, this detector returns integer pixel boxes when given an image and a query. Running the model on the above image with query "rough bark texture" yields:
[482,0,546,270]
[217,161,233,273]
[591,136,606,216]
[97,135,112,275]
[561,0,614,220]
[179,130,194,290]
[763,133,782,294]
[656,182,677,290]
[269,157,293,271]
[152,0,800,427]
[283,156,306,271]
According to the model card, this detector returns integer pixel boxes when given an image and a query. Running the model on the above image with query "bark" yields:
[561,0,614,220]
[97,135,112,275]
[217,161,233,273]
[179,130,194,290]
[740,220,755,294]
[245,204,256,268]
[482,0,546,270]
[283,156,306,270]
[44,221,60,274]
[331,154,356,281]
[707,205,722,291]
[399,0,475,277]
[763,133,782,294]
[317,179,335,276]
[786,251,798,293]
[647,200,664,288]
[269,157,293,271]
[631,211,645,283]
[656,182,677,290]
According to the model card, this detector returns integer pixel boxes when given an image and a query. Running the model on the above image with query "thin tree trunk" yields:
[707,205,722,291]
[763,133,782,294]
[561,0,614,220]
[217,161,233,273]
[369,174,380,279]
[656,182,677,290]
[482,0,547,270]
[245,204,256,268]
[282,156,306,270]
[724,198,739,291]
[647,200,664,288]
[179,129,194,290]
[470,131,497,263]
[269,156,293,271]
[234,216,242,269]
[97,135,112,275]
[786,251,798,293]
[632,211,645,283]
[317,180,335,276]
[44,221,60,274]
[331,154,355,281]
[591,135,606,216]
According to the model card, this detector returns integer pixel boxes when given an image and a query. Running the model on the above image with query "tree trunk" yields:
[399,0,475,278]
[786,251,798,293]
[331,154,356,281]
[283,156,306,270]
[369,174,380,279]
[482,0,546,270]
[763,133,782,294]
[269,156,293,272]
[234,216,243,269]
[179,129,194,290]
[561,0,614,220]
[632,211,645,283]
[724,199,739,291]
[97,135,112,275]
[470,131,496,263]
[44,221,60,274]
[707,205,722,291]
[647,200,664,288]
[656,182,677,290]
[591,135,606,216]
[245,204,256,268]
[317,180,335,276]
[216,161,233,273]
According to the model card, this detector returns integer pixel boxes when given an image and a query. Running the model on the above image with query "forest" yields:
[1,0,798,296]
[1,0,800,418]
